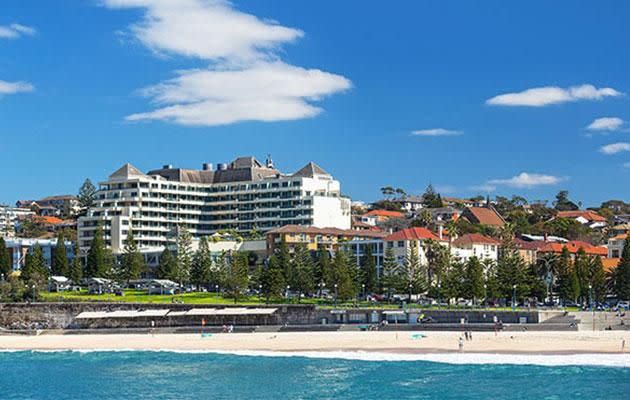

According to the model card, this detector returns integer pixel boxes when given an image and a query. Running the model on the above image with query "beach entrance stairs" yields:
[537,312,580,331]
[570,311,630,331]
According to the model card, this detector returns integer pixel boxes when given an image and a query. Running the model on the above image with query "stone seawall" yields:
[0,303,548,330]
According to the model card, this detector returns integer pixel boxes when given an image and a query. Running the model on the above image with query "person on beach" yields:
[458,336,464,352]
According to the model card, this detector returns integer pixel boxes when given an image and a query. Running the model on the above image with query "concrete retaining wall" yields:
[0,303,551,330]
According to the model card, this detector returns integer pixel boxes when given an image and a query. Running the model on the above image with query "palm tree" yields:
[445,219,459,252]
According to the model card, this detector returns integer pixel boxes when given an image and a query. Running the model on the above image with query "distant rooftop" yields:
[108,156,333,184]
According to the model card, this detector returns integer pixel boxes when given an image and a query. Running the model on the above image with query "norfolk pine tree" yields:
[51,232,69,276]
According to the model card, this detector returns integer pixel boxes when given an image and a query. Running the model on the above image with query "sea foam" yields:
[2,348,629,367]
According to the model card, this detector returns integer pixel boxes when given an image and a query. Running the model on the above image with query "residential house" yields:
[266,225,387,255]
[382,227,447,270]
[608,234,626,259]
[426,207,461,224]
[610,223,630,237]
[443,197,487,208]
[360,209,405,226]
[35,195,80,217]
[451,233,500,263]
[461,206,505,227]
[555,210,607,229]
[537,240,608,259]
[514,238,544,265]
[392,195,425,212]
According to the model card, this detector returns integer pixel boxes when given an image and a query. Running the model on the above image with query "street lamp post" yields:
[286,285,291,303]
[437,283,442,309]
[361,284,366,301]
[408,283,413,307]
[589,283,594,331]
[334,283,338,308]
[258,284,262,303]
[512,284,517,311]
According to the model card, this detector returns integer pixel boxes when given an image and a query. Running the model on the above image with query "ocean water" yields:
[0,351,629,399]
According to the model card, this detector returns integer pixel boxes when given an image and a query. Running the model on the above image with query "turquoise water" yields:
[0,351,629,399]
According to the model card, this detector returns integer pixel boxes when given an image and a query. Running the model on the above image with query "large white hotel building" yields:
[77,156,351,258]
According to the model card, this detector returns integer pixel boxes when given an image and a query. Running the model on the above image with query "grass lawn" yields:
[38,290,568,311]
[40,289,268,305]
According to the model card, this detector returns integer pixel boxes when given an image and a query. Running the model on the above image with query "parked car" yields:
[456,299,473,307]
[614,301,630,311]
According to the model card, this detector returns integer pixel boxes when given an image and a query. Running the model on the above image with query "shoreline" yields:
[1,331,628,355]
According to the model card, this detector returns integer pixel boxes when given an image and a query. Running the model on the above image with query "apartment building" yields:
[451,233,500,263]
[0,206,34,237]
[266,225,387,255]
[77,156,351,257]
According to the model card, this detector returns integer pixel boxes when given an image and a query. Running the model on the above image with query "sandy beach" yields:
[0,330,628,355]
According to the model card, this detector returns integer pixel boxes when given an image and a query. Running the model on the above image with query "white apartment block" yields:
[77,156,351,257]
[0,206,34,237]
[450,233,500,263]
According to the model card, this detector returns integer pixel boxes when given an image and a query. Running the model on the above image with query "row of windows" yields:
[101,180,303,193]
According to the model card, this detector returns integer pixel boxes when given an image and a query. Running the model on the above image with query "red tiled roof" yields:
[463,207,505,226]
[33,216,65,225]
[267,225,388,238]
[364,209,405,218]
[557,210,606,222]
[538,241,608,256]
[453,233,500,247]
[384,227,442,242]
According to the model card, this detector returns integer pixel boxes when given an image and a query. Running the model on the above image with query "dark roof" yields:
[292,162,331,178]
[146,156,280,184]
[393,195,424,203]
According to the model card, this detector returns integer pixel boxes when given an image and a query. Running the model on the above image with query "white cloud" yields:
[586,117,624,132]
[600,142,630,155]
[0,80,34,95]
[486,84,622,107]
[411,128,463,137]
[486,172,564,188]
[0,23,36,39]
[102,0,350,126]
[127,61,351,125]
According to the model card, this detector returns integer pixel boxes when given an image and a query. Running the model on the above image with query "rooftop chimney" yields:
[162,164,173,169]
[202,163,213,171]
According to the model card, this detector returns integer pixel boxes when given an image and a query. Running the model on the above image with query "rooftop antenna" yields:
[266,154,274,169]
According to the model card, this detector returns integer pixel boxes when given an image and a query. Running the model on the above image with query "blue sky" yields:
[1,0,629,207]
